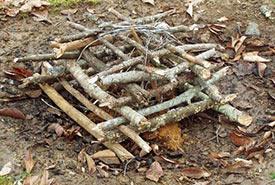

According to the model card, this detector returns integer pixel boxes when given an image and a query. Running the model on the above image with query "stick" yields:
[13,52,80,62]
[59,79,151,154]
[105,98,219,142]
[93,86,201,131]
[39,83,134,161]
[119,125,151,156]
[67,61,151,129]
[184,83,252,126]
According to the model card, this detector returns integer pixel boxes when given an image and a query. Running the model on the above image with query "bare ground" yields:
[0,0,274,184]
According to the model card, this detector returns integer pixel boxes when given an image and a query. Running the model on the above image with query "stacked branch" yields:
[15,9,253,158]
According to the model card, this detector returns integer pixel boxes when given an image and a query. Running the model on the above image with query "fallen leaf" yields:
[85,153,96,175]
[12,67,33,77]
[92,149,120,165]
[146,161,163,182]
[182,168,211,179]
[0,162,12,176]
[234,36,246,53]
[78,149,87,164]
[186,3,193,17]
[141,0,155,6]
[230,132,252,146]
[243,51,271,62]
[6,8,20,17]
[25,89,42,98]
[60,9,77,15]
[47,123,65,137]
[210,151,231,159]
[19,0,50,13]
[97,164,109,178]
[24,150,35,173]
[217,16,229,22]
[32,9,52,24]
[257,62,267,78]
[40,170,48,185]
[23,175,40,185]
[0,107,25,120]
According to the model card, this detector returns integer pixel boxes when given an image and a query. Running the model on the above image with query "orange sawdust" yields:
[143,122,184,151]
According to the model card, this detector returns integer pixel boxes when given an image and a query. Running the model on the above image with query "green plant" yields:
[0,175,14,185]
[46,0,101,7]
[270,172,275,180]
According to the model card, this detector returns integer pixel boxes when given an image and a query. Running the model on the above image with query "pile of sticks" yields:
[15,9,252,161]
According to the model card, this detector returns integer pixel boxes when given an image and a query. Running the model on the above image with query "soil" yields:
[0,0,274,185]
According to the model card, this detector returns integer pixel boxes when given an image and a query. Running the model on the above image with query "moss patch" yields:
[46,0,101,7]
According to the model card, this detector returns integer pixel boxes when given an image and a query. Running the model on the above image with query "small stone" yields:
[245,22,260,36]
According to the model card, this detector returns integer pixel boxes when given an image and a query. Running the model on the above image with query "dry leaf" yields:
[0,107,26,120]
[0,162,12,176]
[32,10,52,24]
[78,149,87,164]
[19,0,50,13]
[85,153,96,175]
[182,168,211,179]
[60,9,77,15]
[91,149,120,165]
[146,161,163,182]
[257,62,267,78]
[141,0,155,6]
[217,16,229,22]
[243,51,271,62]
[25,89,42,98]
[47,123,65,137]
[24,150,35,173]
[23,175,40,185]
[230,132,252,146]
[186,3,193,17]
[210,151,231,159]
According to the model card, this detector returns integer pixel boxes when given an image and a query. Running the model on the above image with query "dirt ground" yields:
[0,0,274,184]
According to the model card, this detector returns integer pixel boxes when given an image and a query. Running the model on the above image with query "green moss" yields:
[0,176,14,185]
[46,0,101,7]
[270,172,275,180]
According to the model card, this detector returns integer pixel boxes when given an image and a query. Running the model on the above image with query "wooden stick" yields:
[39,83,134,161]
[184,83,253,126]
[119,125,151,156]
[59,79,152,154]
[93,86,201,131]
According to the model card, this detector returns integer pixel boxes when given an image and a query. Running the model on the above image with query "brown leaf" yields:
[47,123,65,137]
[19,0,50,13]
[85,153,96,175]
[6,8,20,17]
[146,161,163,182]
[91,149,120,165]
[141,0,155,6]
[210,151,231,159]
[78,149,87,164]
[182,168,211,179]
[0,107,25,120]
[40,170,49,185]
[12,67,33,77]
[61,9,78,15]
[243,51,271,62]
[25,89,42,98]
[23,175,40,185]
[257,62,267,78]
[230,132,252,146]
[32,10,52,24]
[217,16,229,22]
[24,150,35,173]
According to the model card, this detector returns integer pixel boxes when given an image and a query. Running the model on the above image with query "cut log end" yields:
[237,114,253,127]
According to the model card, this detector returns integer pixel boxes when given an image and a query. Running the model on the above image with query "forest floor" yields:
[0,0,274,184]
